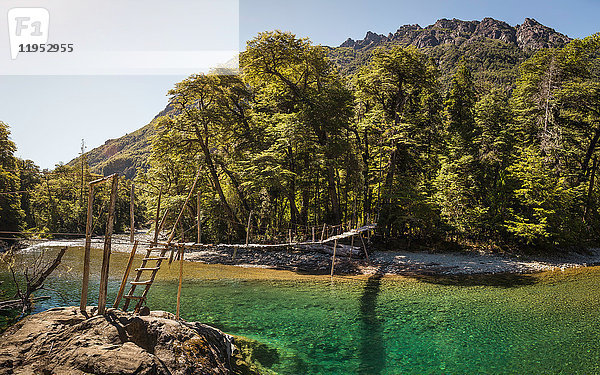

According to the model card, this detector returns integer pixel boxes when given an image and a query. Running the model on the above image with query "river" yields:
[2,246,600,374]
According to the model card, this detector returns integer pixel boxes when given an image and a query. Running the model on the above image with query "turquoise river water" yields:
[2,246,600,374]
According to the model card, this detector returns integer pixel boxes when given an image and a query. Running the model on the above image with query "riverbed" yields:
[2,246,600,374]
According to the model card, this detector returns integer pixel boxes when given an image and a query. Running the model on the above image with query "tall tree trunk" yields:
[362,128,371,222]
[287,145,300,226]
[194,127,239,225]
[384,143,398,203]
[326,165,341,224]
[300,187,310,225]
[217,159,252,215]
[584,155,598,222]
[580,123,600,183]
[288,191,300,226]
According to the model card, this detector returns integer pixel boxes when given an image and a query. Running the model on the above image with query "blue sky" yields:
[2,0,599,169]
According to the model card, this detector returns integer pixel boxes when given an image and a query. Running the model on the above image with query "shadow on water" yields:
[358,273,385,375]
[408,272,538,287]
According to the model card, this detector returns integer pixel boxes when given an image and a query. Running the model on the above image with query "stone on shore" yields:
[0,306,263,375]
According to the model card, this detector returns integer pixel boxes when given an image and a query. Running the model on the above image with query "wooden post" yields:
[80,184,94,315]
[330,239,338,277]
[312,227,315,242]
[169,240,176,264]
[350,233,355,260]
[167,169,201,245]
[113,241,138,309]
[98,175,118,315]
[176,246,184,320]
[157,209,169,242]
[197,192,201,244]
[245,211,252,247]
[130,183,135,243]
[359,233,370,263]
[320,223,326,242]
[352,199,357,230]
[288,228,292,244]
[153,188,162,246]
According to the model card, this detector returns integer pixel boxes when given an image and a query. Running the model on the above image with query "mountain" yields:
[338,18,570,51]
[67,103,178,179]
[71,17,572,179]
[328,17,571,85]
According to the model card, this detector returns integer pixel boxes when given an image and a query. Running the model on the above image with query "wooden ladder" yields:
[116,244,171,312]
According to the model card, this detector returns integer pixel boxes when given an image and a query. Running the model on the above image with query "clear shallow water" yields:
[2,247,600,374]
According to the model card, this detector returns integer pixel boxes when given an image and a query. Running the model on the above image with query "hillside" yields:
[72,17,572,179]
[67,103,177,179]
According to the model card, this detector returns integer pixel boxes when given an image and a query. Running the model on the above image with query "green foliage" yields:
[328,37,528,90]
[504,147,586,246]
[139,31,357,243]
[136,31,600,251]
[28,164,144,236]
[353,46,443,238]
[445,64,477,153]
[0,121,24,235]
[5,31,600,253]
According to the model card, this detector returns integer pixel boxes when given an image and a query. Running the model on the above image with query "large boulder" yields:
[0,306,261,375]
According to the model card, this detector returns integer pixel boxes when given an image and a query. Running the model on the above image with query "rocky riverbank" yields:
[0,306,272,375]
[19,232,600,276]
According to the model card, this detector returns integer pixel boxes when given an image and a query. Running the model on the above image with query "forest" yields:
[1,31,599,251]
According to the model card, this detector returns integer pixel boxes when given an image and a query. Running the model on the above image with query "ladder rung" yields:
[130,280,153,285]
[143,257,168,261]
[124,295,145,300]
[135,267,160,271]
[146,247,166,251]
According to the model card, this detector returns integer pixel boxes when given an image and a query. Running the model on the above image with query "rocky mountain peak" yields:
[516,17,571,50]
[339,17,571,51]
[473,18,516,44]
[340,37,356,48]
[430,18,479,34]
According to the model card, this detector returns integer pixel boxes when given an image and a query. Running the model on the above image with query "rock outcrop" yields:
[341,17,570,51]
[516,17,572,50]
[0,306,262,375]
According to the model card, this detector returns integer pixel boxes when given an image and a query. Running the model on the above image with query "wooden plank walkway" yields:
[320,224,377,243]
[162,223,377,249]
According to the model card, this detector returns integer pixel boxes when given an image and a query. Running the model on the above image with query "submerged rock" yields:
[0,306,264,374]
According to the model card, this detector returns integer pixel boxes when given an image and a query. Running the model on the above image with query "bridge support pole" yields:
[330,239,338,277]
[98,175,118,315]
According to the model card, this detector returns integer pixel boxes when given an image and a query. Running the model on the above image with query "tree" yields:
[0,121,24,237]
[504,34,600,246]
[242,31,354,226]
[503,147,586,246]
[17,159,41,229]
[1,246,67,315]
[445,64,478,155]
[353,46,442,238]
